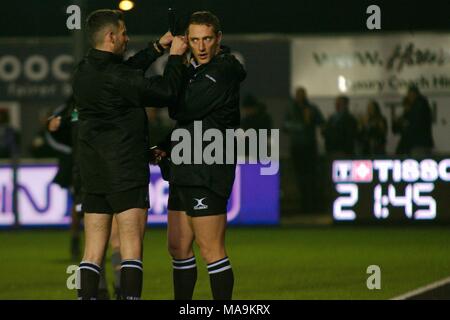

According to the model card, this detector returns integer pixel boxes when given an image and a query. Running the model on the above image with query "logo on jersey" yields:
[193,198,208,210]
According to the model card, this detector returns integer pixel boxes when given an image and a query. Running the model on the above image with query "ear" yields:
[108,30,115,44]
[217,31,223,44]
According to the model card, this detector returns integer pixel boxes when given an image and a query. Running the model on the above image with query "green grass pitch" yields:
[0,226,449,300]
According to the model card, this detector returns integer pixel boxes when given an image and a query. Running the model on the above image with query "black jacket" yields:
[324,110,358,156]
[283,101,324,151]
[393,95,434,154]
[72,46,186,194]
[168,47,246,198]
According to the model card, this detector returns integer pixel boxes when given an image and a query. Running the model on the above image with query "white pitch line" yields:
[391,276,450,300]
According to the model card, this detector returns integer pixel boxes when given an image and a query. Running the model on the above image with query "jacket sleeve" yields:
[169,60,242,122]
[123,44,164,71]
[118,55,187,108]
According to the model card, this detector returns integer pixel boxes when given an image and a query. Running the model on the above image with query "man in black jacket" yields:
[393,86,434,156]
[155,11,246,300]
[72,9,187,300]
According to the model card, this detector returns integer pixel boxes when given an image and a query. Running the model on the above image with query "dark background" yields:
[1,0,450,37]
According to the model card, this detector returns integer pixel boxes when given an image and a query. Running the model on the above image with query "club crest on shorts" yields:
[193,198,208,210]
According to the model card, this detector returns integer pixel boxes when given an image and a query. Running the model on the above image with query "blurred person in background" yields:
[30,110,60,158]
[393,85,434,157]
[323,95,358,157]
[283,87,324,213]
[358,100,387,156]
[393,97,412,155]
[240,94,273,159]
[240,94,272,131]
[0,109,19,159]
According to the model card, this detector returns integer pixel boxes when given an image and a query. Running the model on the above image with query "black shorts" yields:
[168,184,228,217]
[82,186,149,214]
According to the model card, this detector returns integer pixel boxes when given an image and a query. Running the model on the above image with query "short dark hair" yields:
[408,84,420,94]
[369,100,382,116]
[188,11,221,34]
[337,95,350,106]
[86,9,124,46]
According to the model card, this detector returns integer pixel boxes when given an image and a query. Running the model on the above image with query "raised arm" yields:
[124,32,174,71]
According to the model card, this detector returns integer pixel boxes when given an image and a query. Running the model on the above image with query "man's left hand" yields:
[159,31,174,50]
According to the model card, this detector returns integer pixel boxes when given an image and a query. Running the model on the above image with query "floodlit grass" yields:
[0,226,449,299]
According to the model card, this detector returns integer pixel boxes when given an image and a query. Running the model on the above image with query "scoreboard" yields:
[332,158,450,222]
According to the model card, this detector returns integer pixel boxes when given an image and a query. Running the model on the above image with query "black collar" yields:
[88,48,123,63]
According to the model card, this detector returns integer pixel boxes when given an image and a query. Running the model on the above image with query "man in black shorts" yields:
[48,97,124,299]
[72,9,187,300]
[154,11,246,300]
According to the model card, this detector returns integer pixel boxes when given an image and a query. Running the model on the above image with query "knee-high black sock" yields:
[120,260,143,300]
[172,256,197,300]
[77,261,101,300]
[207,257,234,300]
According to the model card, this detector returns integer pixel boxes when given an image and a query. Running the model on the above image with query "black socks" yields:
[172,256,198,300]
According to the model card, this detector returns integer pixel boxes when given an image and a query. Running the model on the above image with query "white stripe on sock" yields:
[207,258,229,269]
[121,259,142,264]
[80,261,101,269]
[120,264,143,271]
[173,264,197,270]
[79,266,100,274]
[208,265,232,274]
[173,256,196,264]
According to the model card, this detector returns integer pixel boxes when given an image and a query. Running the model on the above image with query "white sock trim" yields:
[121,259,143,264]
[173,256,196,264]
[78,266,100,274]
[173,264,197,270]
[208,265,232,274]
[207,258,229,269]
[80,261,101,269]
[120,264,143,271]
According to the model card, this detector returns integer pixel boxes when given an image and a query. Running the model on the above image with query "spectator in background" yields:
[324,95,358,157]
[358,100,387,156]
[393,85,434,156]
[29,110,61,158]
[393,97,412,155]
[240,95,273,159]
[0,109,19,159]
[240,94,272,131]
[283,87,324,213]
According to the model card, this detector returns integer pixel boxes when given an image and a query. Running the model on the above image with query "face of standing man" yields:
[187,24,222,65]
[110,20,129,56]
[86,9,129,57]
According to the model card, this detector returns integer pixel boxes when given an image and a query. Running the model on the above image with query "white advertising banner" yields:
[291,33,450,97]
